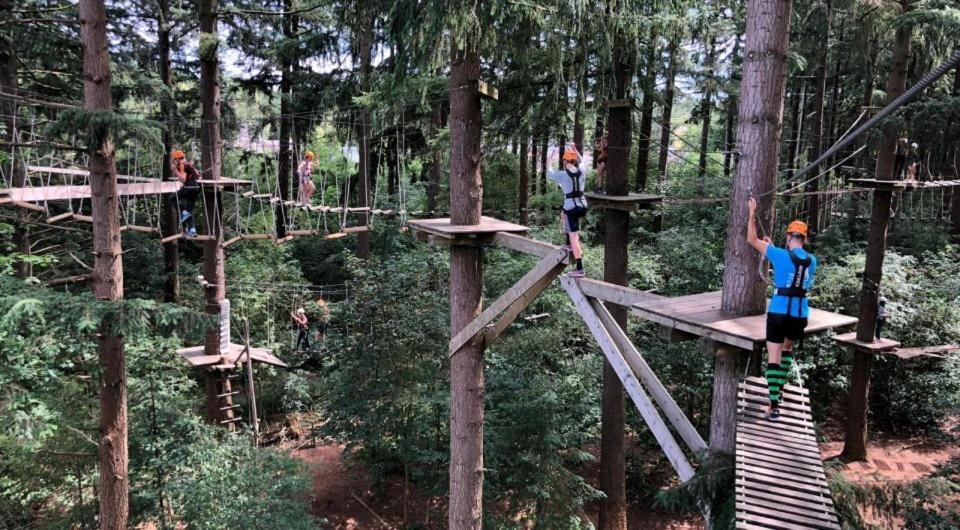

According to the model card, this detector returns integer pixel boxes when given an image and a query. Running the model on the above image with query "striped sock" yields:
[780,351,794,387]
[766,363,787,406]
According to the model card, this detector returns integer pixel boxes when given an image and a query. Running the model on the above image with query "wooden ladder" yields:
[735,377,840,530]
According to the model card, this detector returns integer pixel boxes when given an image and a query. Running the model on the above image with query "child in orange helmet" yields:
[298,151,317,206]
[171,149,201,237]
[548,145,588,277]
[747,197,818,421]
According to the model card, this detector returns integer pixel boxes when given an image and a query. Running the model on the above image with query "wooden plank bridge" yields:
[736,377,840,530]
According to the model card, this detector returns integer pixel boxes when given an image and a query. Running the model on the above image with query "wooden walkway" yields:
[736,377,840,530]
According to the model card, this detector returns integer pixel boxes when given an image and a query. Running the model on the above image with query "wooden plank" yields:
[241,233,274,241]
[739,409,816,433]
[221,235,243,248]
[736,489,836,517]
[739,423,820,447]
[481,261,566,348]
[738,470,830,496]
[737,504,838,530]
[492,232,565,258]
[737,511,827,530]
[743,376,810,396]
[275,235,294,245]
[121,225,159,234]
[449,249,567,354]
[562,277,696,482]
[11,200,45,211]
[832,332,900,351]
[737,432,822,458]
[736,481,836,509]
[738,499,840,527]
[736,448,830,473]
[737,460,829,488]
[738,417,818,440]
[407,216,528,239]
[477,80,499,100]
[342,225,371,234]
[577,277,663,308]
[591,297,708,457]
[738,391,811,413]
[632,305,758,350]
[2,181,183,202]
[602,98,634,108]
[160,233,182,244]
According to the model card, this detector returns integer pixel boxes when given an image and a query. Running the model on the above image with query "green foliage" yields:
[46,109,161,151]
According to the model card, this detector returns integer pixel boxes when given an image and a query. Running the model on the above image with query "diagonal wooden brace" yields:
[449,248,568,355]
[480,261,567,349]
[591,297,708,458]
[561,276,696,482]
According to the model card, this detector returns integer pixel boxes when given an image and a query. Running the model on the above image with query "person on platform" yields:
[746,197,818,421]
[292,307,310,352]
[894,136,909,180]
[171,149,201,237]
[593,132,609,193]
[905,142,921,182]
[298,150,317,206]
[875,296,889,340]
[548,145,588,278]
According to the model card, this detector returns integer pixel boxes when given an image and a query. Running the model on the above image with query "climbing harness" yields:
[775,249,812,318]
[564,168,587,209]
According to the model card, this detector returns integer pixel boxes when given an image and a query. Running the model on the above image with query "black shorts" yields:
[563,206,587,233]
[766,313,808,344]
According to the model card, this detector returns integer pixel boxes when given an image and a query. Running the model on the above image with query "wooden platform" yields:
[583,192,663,211]
[176,343,287,368]
[0,178,251,202]
[832,332,900,352]
[632,292,857,351]
[849,178,960,191]
[736,377,840,529]
[407,216,528,245]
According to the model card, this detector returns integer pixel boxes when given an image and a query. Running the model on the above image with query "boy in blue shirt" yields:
[747,197,817,420]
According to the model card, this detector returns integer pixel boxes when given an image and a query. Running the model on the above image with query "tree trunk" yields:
[276,0,293,238]
[1,0,30,280]
[842,2,912,461]
[199,0,228,429]
[787,80,806,184]
[717,0,794,459]
[697,38,717,193]
[531,137,539,195]
[540,134,548,193]
[657,38,678,183]
[851,36,878,237]
[519,139,529,225]
[951,66,960,235]
[803,0,833,236]
[635,41,655,192]
[157,0,179,302]
[355,13,374,259]
[80,0,127,527]
[599,42,633,530]
[447,38,485,530]
[723,38,741,180]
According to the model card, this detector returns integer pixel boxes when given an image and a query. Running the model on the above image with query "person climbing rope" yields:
[171,149,201,237]
[298,151,317,207]
[593,132,609,193]
[747,197,818,421]
[549,145,588,278]
[291,306,310,352]
[875,296,889,340]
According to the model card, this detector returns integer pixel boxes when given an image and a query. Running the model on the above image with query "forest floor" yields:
[288,417,958,529]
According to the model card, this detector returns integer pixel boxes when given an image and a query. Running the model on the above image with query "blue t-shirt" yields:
[766,246,817,318]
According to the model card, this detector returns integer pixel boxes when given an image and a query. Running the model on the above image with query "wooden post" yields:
[243,319,260,445]
[79,0,128,527]
[599,36,634,530]
[842,1,913,462]
[355,10,374,260]
[447,36,485,530]
[157,0,179,303]
[717,0,793,466]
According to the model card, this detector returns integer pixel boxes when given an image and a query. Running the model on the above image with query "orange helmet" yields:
[786,220,808,239]
[305,150,315,160]
[171,149,185,160]
[562,147,579,163]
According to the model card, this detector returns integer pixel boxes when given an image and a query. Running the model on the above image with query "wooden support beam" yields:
[120,225,160,234]
[448,249,567,354]
[591,298,708,458]
[477,80,498,101]
[658,325,698,343]
[11,200,44,212]
[72,214,93,223]
[492,232,566,258]
[46,212,74,223]
[324,232,348,240]
[47,274,95,287]
[241,233,274,241]
[561,277,696,482]
[480,260,567,348]
[160,233,183,244]
[342,225,371,234]
[601,98,634,109]
[275,235,294,245]
[576,277,662,308]
[221,235,243,248]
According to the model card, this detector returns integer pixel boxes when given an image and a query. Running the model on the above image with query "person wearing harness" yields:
[171,149,201,237]
[549,145,588,278]
[298,150,317,206]
[747,197,818,421]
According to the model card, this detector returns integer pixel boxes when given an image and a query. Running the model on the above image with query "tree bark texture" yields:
[79,0,128,527]
[540,135,548,194]
[519,139,529,225]
[448,39,485,530]
[803,0,833,236]
[718,0,793,459]
[843,3,912,461]
[531,137,539,195]
[355,13,374,259]
[599,43,632,530]
[426,100,444,212]
[157,0,179,302]
[635,44,655,192]
[721,0,793,318]
[199,0,226,374]
[1,0,30,279]
[708,344,738,458]
[952,66,960,234]
[697,38,717,193]
[276,0,293,238]
[723,38,741,180]
[657,39,678,183]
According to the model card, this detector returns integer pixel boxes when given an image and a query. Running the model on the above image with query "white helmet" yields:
[296,307,305,314]
[878,296,887,304]
[910,142,918,149]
